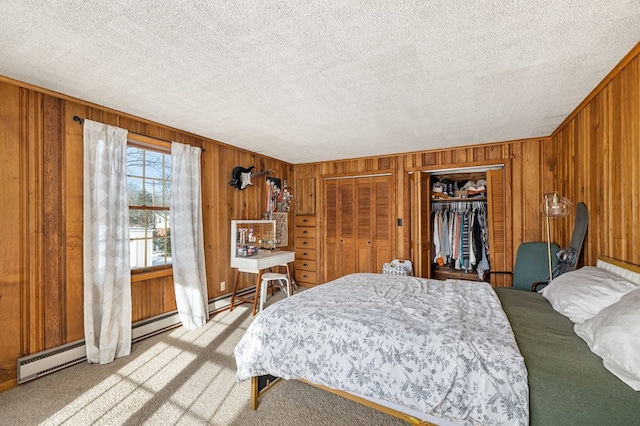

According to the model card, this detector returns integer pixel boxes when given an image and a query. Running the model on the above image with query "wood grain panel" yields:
[64,103,85,342]
[21,89,45,356]
[551,47,640,268]
[42,94,65,348]
[487,168,507,287]
[0,82,22,384]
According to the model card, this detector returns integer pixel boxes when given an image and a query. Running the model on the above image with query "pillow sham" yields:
[574,287,640,391]
[540,266,636,323]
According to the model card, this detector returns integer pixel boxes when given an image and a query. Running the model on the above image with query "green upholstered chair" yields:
[484,242,560,291]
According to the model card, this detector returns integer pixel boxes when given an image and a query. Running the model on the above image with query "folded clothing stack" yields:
[461,179,487,197]
[433,178,487,198]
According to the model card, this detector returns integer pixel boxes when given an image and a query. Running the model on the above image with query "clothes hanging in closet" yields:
[432,202,490,278]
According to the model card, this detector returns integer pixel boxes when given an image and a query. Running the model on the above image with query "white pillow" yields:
[540,266,636,323]
[574,287,640,390]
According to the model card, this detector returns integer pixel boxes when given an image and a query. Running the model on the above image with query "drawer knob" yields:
[303,230,308,234]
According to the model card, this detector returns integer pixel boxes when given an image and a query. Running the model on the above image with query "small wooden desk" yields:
[229,250,295,315]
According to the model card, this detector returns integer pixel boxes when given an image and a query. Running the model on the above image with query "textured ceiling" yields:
[1,1,639,163]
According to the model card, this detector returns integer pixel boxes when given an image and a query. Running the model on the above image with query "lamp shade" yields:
[541,191,572,281]
[541,192,572,218]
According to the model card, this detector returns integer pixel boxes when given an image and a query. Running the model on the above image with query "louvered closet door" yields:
[409,172,432,278]
[487,168,508,286]
[323,174,394,283]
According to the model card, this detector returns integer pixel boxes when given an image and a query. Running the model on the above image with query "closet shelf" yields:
[432,197,487,202]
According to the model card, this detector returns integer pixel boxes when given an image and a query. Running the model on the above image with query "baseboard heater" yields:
[16,288,254,384]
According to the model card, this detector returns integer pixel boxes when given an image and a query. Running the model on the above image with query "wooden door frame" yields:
[406,160,512,282]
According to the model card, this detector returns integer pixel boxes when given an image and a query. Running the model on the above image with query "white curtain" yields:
[83,120,131,364]
[170,142,209,329]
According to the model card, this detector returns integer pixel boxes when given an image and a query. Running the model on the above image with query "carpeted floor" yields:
[0,293,406,426]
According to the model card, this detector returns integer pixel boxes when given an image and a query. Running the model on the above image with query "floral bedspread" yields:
[234,273,528,425]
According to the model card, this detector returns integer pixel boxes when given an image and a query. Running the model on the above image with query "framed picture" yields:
[272,212,288,247]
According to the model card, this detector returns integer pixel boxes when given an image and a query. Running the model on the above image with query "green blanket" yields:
[495,288,640,425]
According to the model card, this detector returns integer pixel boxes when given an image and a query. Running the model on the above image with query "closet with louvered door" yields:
[323,173,395,283]
[411,166,507,284]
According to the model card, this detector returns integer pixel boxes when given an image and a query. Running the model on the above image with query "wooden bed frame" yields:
[248,255,640,425]
[250,375,437,425]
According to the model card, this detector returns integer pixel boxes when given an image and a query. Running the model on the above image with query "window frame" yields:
[127,134,173,281]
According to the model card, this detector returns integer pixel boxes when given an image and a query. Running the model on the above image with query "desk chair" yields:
[484,242,560,291]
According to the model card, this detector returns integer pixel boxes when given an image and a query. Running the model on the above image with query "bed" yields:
[234,256,640,425]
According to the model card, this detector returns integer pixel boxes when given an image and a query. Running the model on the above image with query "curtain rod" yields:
[73,115,206,152]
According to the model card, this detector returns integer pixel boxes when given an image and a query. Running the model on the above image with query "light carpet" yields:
[0,294,405,426]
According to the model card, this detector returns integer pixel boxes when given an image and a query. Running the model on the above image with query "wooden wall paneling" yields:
[22,89,45,357]
[395,157,409,261]
[63,103,85,342]
[509,142,524,248]
[0,82,22,386]
[509,138,551,249]
[162,275,177,313]
[571,105,591,265]
[584,101,600,265]
[551,47,640,268]
[602,86,615,260]
[42,94,66,348]
[614,67,632,263]
[622,59,639,265]
[131,280,148,323]
[201,142,218,298]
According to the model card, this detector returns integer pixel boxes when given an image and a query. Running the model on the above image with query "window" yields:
[126,142,172,272]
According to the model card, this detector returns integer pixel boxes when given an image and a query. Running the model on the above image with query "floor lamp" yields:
[541,192,572,280]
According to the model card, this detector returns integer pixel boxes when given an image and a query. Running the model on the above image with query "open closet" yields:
[410,164,509,285]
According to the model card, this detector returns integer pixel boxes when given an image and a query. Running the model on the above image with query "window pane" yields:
[129,214,153,269]
[127,147,144,176]
[152,236,171,266]
[148,179,166,207]
[145,151,165,179]
[154,211,170,235]
[128,178,144,206]
[129,209,151,233]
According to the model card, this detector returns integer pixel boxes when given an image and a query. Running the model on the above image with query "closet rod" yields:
[72,115,206,152]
